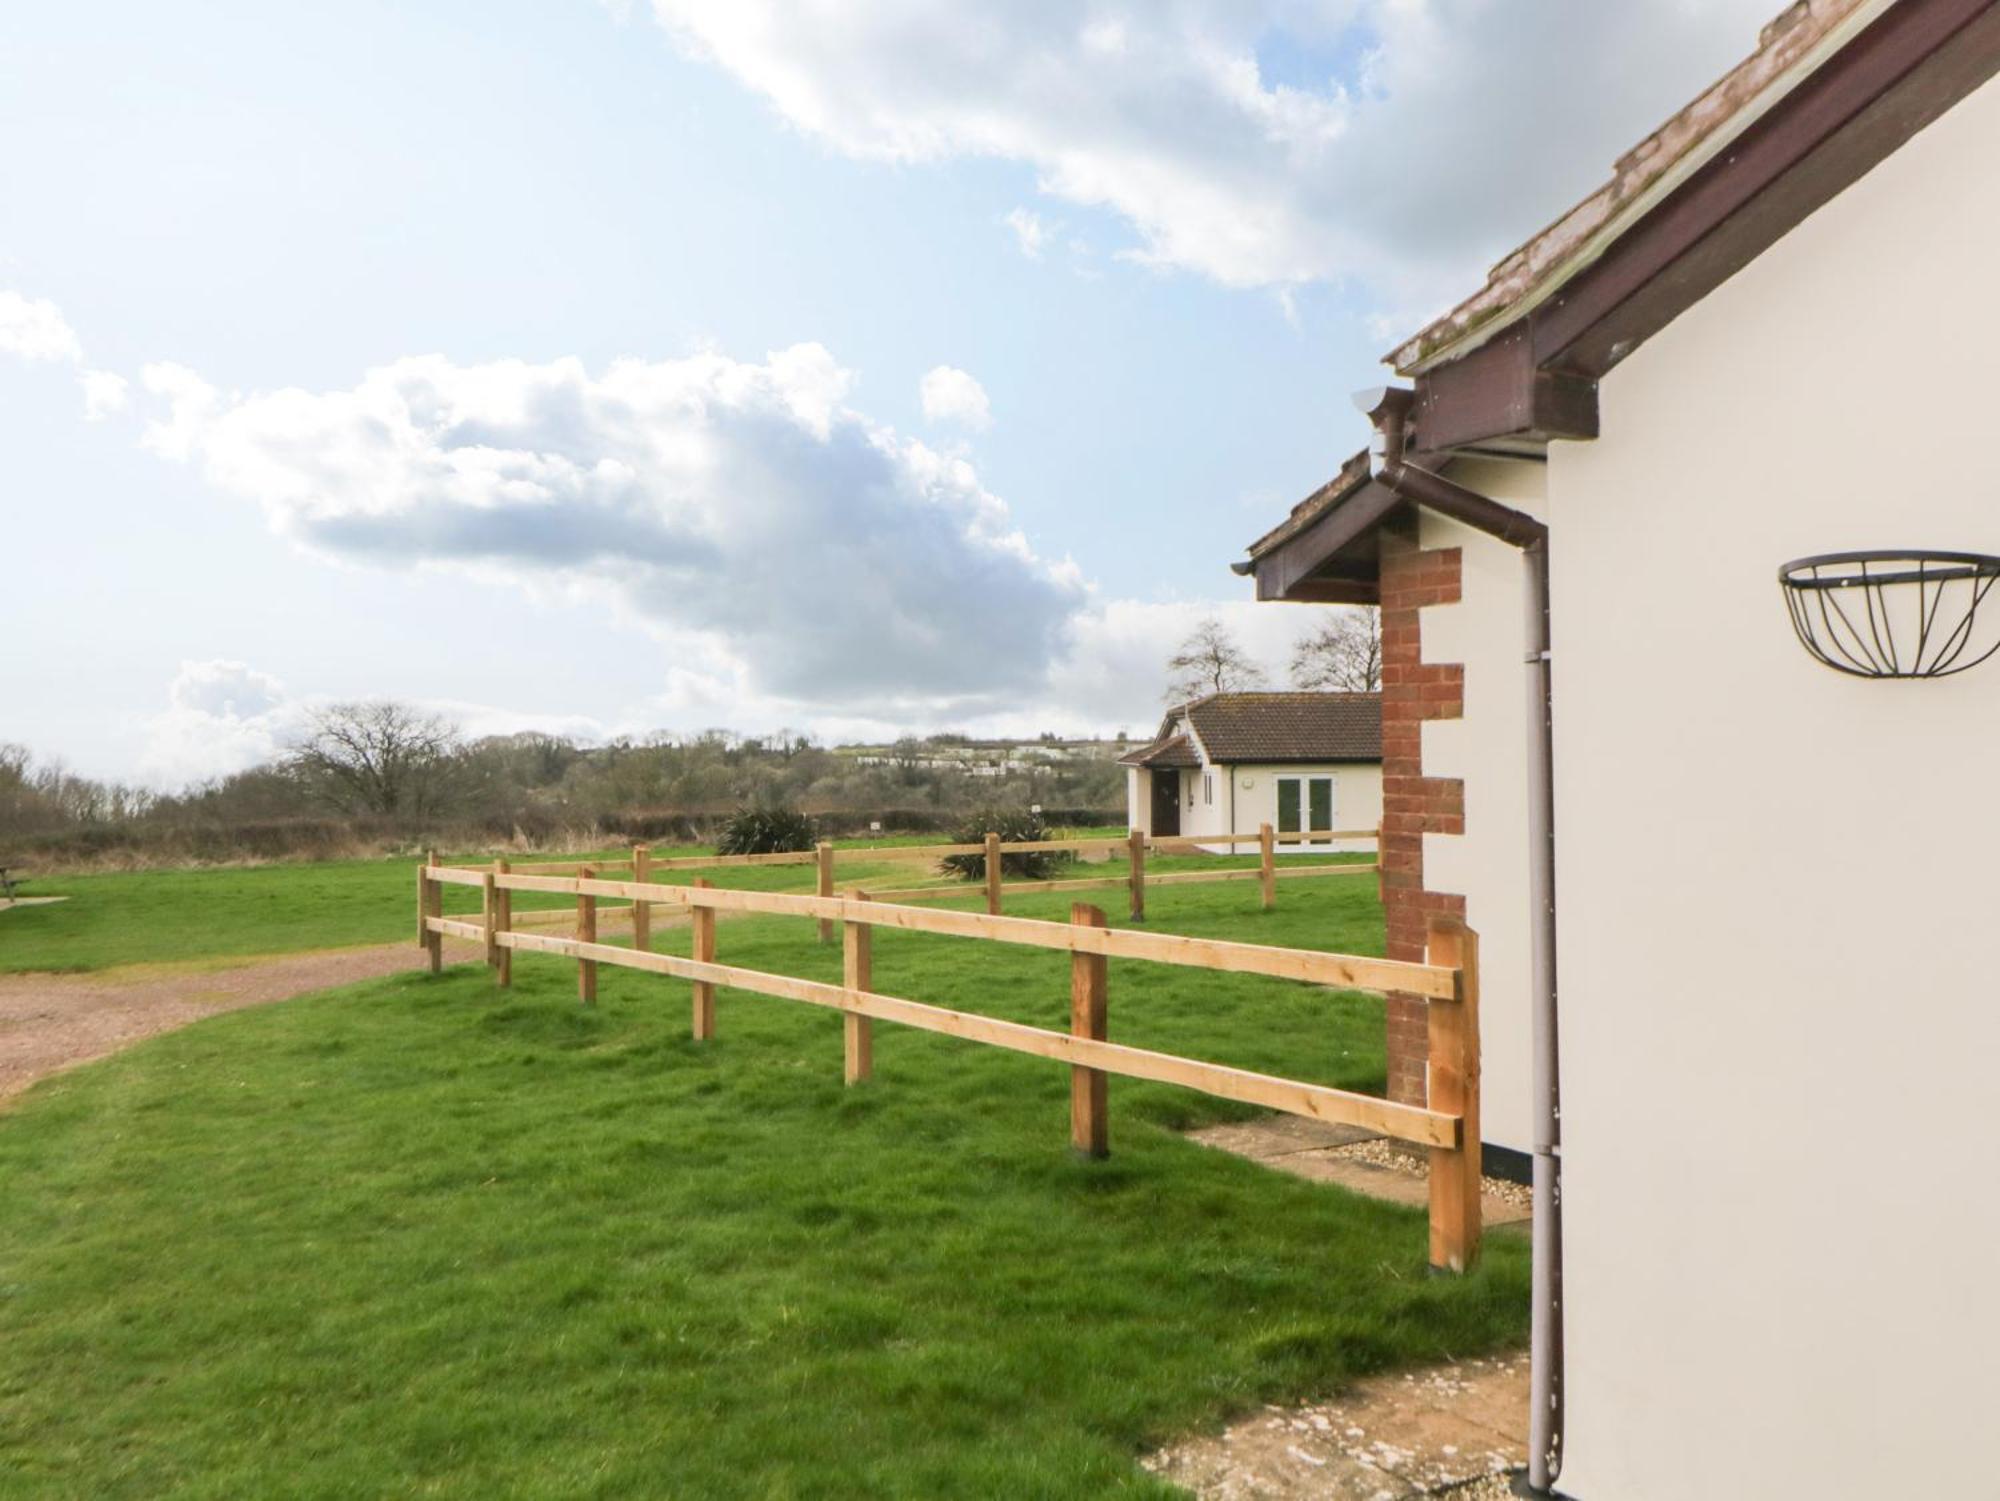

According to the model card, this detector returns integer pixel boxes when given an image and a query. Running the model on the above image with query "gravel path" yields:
[1144,1352,1529,1498]
[0,937,473,1105]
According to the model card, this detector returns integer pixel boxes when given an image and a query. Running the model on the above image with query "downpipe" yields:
[1356,389,1565,1494]
[1520,538,1564,1494]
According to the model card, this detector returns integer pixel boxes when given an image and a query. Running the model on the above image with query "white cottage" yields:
[1240,2,2000,1495]
[1118,692,1381,853]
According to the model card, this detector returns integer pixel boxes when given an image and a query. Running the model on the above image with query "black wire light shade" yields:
[1779,550,2000,678]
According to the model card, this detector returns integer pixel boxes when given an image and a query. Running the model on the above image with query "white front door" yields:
[1275,774,1336,845]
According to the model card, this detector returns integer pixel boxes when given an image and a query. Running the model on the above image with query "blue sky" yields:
[1,0,1774,783]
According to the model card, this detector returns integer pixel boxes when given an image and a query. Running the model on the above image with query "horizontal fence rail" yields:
[486,822,1386,926]
[418,850,1482,1273]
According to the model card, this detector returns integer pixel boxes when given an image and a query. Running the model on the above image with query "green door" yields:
[1277,778,1302,836]
[1308,777,1334,838]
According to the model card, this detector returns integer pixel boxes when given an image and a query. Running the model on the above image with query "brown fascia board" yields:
[1411,326,1598,455]
[1407,0,2000,454]
[1244,450,1373,558]
[1246,480,1403,603]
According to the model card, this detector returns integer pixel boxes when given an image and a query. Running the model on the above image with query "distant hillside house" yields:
[1117,692,1381,852]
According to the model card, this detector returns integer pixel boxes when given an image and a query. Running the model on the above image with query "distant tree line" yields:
[0,704,1126,869]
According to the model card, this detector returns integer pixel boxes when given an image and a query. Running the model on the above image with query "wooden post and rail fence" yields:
[417,852,1482,1273]
[477,824,1384,938]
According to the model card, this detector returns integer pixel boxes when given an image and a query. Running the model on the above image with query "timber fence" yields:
[485,825,1384,938]
[416,850,1482,1273]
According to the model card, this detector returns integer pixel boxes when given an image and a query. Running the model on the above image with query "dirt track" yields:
[0,938,471,1106]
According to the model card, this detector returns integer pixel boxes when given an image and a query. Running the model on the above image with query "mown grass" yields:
[0,828,1355,976]
[0,877,1525,1497]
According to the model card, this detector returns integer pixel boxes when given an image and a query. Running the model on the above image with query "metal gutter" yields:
[1356,387,1566,1494]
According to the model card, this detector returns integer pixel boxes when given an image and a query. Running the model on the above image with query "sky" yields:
[0,0,1778,786]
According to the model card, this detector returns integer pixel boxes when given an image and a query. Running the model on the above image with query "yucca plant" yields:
[714,803,818,856]
[939,807,1075,882]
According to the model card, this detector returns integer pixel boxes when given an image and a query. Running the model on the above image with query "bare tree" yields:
[1290,607,1383,692]
[1165,617,1268,703]
[289,701,463,818]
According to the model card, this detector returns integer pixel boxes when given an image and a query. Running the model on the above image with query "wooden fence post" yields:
[985,832,1003,916]
[1070,903,1109,1158]
[576,865,598,1006]
[1127,828,1146,922]
[420,849,442,974]
[816,841,836,943]
[1259,823,1276,911]
[632,845,652,955]
[1425,916,1482,1274]
[494,857,513,988]
[482,868,499,972]
[691,877,716,1040]
[843,891,873,1084]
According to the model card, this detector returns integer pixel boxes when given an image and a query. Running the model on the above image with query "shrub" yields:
[939,807,1076,882]
[714,804,819,856]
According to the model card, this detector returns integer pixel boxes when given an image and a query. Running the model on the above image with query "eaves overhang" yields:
[1393,0,2000,454]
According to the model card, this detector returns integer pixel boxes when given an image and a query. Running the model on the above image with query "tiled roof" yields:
[1244,450,1374,561]
[1390,0,1877,375]
[1117,733,1202,769]
[1157,692,1381,765]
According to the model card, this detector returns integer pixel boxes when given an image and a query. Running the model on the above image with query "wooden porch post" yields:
[1425,916,1482,1274]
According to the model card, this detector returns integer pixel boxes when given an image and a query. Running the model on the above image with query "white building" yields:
[1118,692,1381,854]
[1240,2,2000,1495]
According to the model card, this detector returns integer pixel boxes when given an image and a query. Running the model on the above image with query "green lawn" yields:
[0,828,1358,976]
[0,876,1525,1497]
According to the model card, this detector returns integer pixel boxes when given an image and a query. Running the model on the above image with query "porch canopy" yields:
[1234,450,1401,605]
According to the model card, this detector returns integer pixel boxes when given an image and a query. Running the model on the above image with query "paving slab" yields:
[1188,1121,1532,1228]
[1191,1115,1384,1159]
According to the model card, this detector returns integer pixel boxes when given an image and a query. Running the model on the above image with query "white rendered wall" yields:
[1210,762,1382,853]
[1547,71,2000,1501]
[1417,458,1546,1158]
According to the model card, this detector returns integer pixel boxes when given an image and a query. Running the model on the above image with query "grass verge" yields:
[0,878,1524,1496]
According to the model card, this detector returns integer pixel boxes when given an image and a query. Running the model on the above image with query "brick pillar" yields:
[1378,526,1466,1108]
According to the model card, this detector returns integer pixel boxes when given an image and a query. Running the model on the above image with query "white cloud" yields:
[128,338,1325,740]
[1002,206,1053,261]
[141,660,299,786]
[1048,598,1307,730]
[139,362,224,460]
[143,343,1083,715]
[1,289,135,421]
[646,0,1776,317]
[79,368,129,420]
[0,290,85,364]
[13,288,1330,753]
[138,659,633,787]
[918,364,992,430]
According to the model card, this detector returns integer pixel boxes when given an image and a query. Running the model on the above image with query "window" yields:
[1203,773,1213,805]
[1275,774,1338,845]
